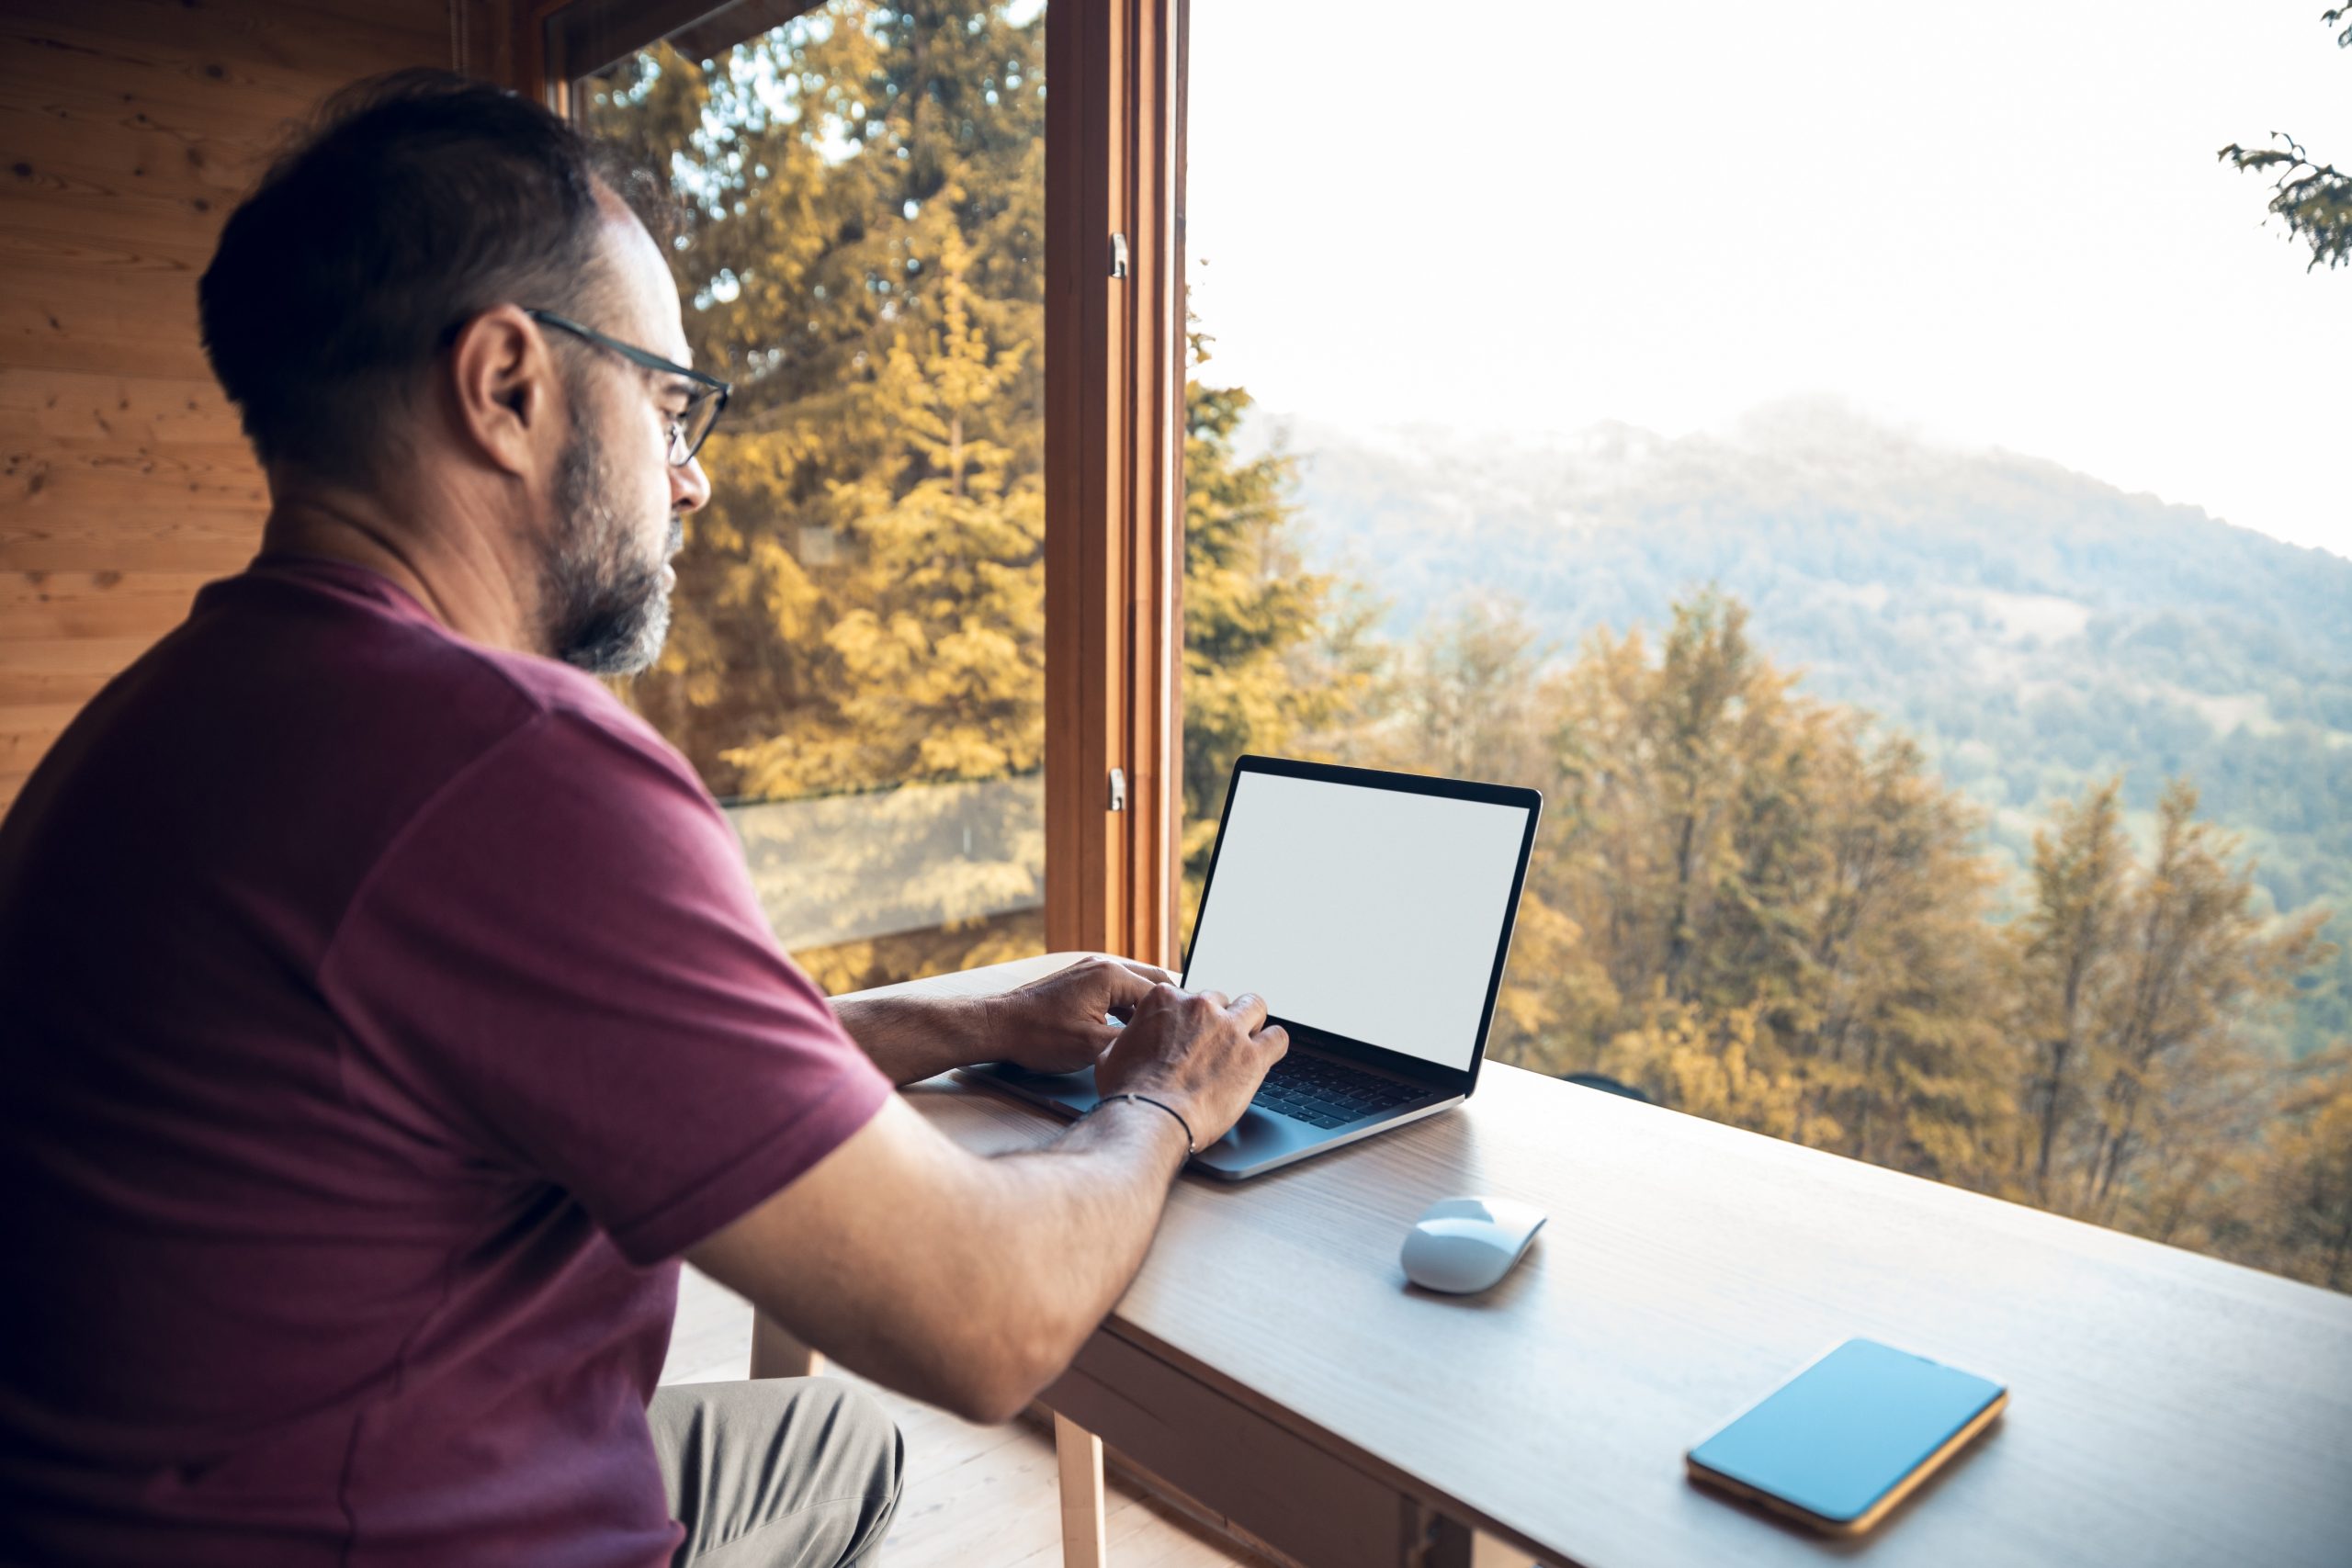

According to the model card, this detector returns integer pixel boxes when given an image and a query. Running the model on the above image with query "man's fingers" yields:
[1260,1023,1290,1058]
[1084,958,1159,1018]
[1226,991,1270,1034]
[1114,958,1178,988]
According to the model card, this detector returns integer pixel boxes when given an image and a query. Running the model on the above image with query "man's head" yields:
[199,70,711,675]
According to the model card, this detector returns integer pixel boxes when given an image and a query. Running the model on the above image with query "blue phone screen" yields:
[1689,1338,2005,1524]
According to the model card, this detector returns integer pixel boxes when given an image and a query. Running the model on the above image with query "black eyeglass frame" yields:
[526,308,732,466]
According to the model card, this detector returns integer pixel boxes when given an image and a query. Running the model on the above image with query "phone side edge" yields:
[1683,1453,1856,1536]
[1844,1385,2009,1534]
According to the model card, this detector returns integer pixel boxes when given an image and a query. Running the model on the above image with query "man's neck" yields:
[258,478,542,659]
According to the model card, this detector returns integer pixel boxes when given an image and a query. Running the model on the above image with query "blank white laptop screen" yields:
[1182,770,1532,1073]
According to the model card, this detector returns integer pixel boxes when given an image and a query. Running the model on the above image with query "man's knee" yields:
[650,1376,904,1568]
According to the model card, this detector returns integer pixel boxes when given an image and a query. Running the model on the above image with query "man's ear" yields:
[446,304,561,478]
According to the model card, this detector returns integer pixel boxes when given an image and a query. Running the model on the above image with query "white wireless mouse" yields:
[1399,1196,1547,1294]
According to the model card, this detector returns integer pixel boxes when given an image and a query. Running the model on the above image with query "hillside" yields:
[1251,399,2352,1052]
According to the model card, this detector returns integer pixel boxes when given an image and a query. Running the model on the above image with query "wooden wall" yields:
[0,0,461,814]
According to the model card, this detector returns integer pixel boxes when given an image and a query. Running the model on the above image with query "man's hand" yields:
[983,955,1175,1075]
[1094,985,1287,1146]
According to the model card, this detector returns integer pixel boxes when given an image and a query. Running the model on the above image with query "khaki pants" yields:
[649,1378,905,1567]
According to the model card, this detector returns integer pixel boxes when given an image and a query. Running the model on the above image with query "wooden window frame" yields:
[1044,0,1185,967]
[508,0,1188,967]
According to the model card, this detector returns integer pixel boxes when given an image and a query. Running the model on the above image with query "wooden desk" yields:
[835,953,2352,1568]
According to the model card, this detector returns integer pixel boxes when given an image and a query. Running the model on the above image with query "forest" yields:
[1265,409,2352,1060]
[583,0,2352,1293]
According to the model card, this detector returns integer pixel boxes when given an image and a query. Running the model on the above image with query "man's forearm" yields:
[831,992,995,1086]
[956,1098,1193,1408]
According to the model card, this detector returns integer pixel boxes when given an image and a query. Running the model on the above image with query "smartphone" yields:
[1686,1337,2007,1536]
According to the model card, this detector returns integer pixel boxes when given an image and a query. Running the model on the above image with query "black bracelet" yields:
[1093,1092,1195,1155]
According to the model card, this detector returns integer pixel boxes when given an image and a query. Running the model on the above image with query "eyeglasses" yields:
[526,308,731,467]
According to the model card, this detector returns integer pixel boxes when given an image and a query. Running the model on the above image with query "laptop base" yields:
[956,1056,1463,1180]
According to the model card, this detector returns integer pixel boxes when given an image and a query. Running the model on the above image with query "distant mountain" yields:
[1250,399,2352,1051]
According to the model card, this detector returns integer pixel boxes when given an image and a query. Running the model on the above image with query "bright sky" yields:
[1185,1,2352,559]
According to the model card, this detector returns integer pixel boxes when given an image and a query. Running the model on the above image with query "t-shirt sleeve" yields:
[320,706,893,1266]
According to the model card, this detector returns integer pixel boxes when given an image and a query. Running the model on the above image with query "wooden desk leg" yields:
[1053,1411,1109,1568]
[1414,1509,1542,1568]
[749,1311,824,1380]
[1470,1529,1536,1568]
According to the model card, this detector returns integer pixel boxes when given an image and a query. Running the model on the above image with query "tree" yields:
[2244,1047,2352,1289]
[1430,595,2339,1252]
[2019,780,2335,1233]
[2018,781,2131,1201]
[2220,6,2350,270]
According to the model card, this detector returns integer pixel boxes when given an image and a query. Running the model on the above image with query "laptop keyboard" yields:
[1251,1055,1423,1128]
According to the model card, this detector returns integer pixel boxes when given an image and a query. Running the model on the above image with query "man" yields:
[0,71,1285,1567]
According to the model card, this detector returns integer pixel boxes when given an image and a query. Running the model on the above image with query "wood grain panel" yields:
[0,371,242,447]
[0,162,251,259]
[3,439,270,515]
[1,0,447,83]
[0,180,232,271]
[0,570,216,643]
[0,21,382,130]
[0,0,454,813]
[0,298,216,380]
[0,514,256,573]
[0,222,217,279]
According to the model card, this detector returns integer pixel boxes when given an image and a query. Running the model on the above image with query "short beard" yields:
[540,394,677,678]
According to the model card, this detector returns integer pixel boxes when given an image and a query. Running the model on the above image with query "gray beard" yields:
[542,415,678,678]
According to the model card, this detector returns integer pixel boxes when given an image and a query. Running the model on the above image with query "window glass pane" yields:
[1182,0,2350,1291]
[579,0,1047,993]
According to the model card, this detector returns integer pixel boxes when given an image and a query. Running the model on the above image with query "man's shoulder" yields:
[0,556,708,948]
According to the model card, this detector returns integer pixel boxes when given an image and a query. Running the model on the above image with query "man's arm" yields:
[828,991,991,1086]
[831,955,1176,1086]
[692,984,1282,1424]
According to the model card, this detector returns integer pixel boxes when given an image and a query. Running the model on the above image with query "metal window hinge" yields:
[1108,767,1127,812]
[1110,231,1129,279]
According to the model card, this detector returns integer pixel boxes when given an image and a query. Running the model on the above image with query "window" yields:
[573,0,1053,993]
[1179,0,2352,1291]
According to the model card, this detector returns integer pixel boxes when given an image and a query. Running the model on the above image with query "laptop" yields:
[961,753,1543,1179]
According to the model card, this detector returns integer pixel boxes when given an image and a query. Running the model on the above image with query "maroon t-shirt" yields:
[0,555,893,1565]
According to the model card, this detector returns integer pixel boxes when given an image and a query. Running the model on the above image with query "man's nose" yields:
[672,452,712,514]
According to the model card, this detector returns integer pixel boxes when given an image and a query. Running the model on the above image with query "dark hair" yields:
[198,70,667,483]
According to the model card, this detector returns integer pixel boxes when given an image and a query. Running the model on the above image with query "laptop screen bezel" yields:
[1176,753,1544,1099]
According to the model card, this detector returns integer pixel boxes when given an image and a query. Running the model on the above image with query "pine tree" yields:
[583,6,1046,800]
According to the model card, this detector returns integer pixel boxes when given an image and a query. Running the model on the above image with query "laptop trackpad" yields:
[983,1062,1102,1116]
